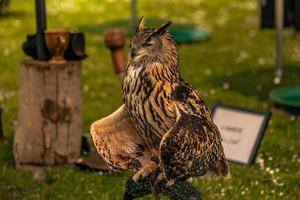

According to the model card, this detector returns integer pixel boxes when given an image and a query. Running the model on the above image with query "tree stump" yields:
[14,60,82,169]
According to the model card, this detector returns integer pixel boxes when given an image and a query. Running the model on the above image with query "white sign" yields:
[212,103,271,165]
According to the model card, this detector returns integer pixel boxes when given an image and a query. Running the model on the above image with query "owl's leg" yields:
[153,168,175,187]
[132,160,158,182]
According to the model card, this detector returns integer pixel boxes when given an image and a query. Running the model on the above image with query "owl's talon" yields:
[187,177,193,183]
[153,172,165,187]
[156,173,165,182]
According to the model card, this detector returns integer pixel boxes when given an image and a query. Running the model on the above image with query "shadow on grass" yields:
[0,10,26,19]
[209,64,300,100]
[79,18,201,37]
[0,135,14,166]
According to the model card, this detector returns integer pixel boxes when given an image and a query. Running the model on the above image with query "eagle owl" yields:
[91,17,229,186]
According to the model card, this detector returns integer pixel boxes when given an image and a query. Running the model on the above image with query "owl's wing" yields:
[90,105,152,171]
[159,105,229,182]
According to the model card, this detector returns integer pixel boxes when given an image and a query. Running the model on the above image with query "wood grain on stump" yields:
[14,60,82,169]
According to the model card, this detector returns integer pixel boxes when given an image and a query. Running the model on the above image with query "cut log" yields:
[14,60,82,169]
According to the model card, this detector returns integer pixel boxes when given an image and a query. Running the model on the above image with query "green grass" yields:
[1,0,300,199]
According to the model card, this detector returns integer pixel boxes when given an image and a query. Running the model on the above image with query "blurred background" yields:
[0,0,299,199]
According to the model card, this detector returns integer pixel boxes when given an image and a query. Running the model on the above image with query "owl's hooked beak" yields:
[131,47,137,59]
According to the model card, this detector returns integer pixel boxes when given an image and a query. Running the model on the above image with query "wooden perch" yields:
[104,29,127,75]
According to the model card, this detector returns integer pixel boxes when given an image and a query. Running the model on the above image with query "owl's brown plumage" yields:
[91,17,229,186]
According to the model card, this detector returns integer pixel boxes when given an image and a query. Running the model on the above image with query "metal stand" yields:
[131,0,137,29]
[274,0,284,85]
[0,107,6,144]
[35,0,48,61]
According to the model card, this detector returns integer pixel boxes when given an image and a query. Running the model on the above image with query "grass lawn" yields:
[0,0,300,199]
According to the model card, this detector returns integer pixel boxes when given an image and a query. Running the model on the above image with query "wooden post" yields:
[104,29,126,76]
[14,60,82,169]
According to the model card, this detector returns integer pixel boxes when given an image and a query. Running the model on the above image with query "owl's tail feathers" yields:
[215,159,231,178]
[90,104,152,171]
[204,158,231,180]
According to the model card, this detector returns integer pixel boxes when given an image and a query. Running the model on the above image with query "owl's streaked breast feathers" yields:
[90,17,229,185]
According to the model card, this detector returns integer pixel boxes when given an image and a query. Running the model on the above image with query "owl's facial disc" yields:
[130,44,146,60]
[130,35,163,60]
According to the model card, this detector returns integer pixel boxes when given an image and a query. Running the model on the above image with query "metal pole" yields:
[0,108,4,141]
[131,0,137,29]
[35,0,48,61]
[274,0,284,84]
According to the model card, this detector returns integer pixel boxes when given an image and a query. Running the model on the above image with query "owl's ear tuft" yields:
[136,16,145,32]
[152,21,172,36]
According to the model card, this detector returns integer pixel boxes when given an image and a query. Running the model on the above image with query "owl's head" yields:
[130,17,179,65]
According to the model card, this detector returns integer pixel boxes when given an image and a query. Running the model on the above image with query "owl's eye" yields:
[143,40,154,47]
